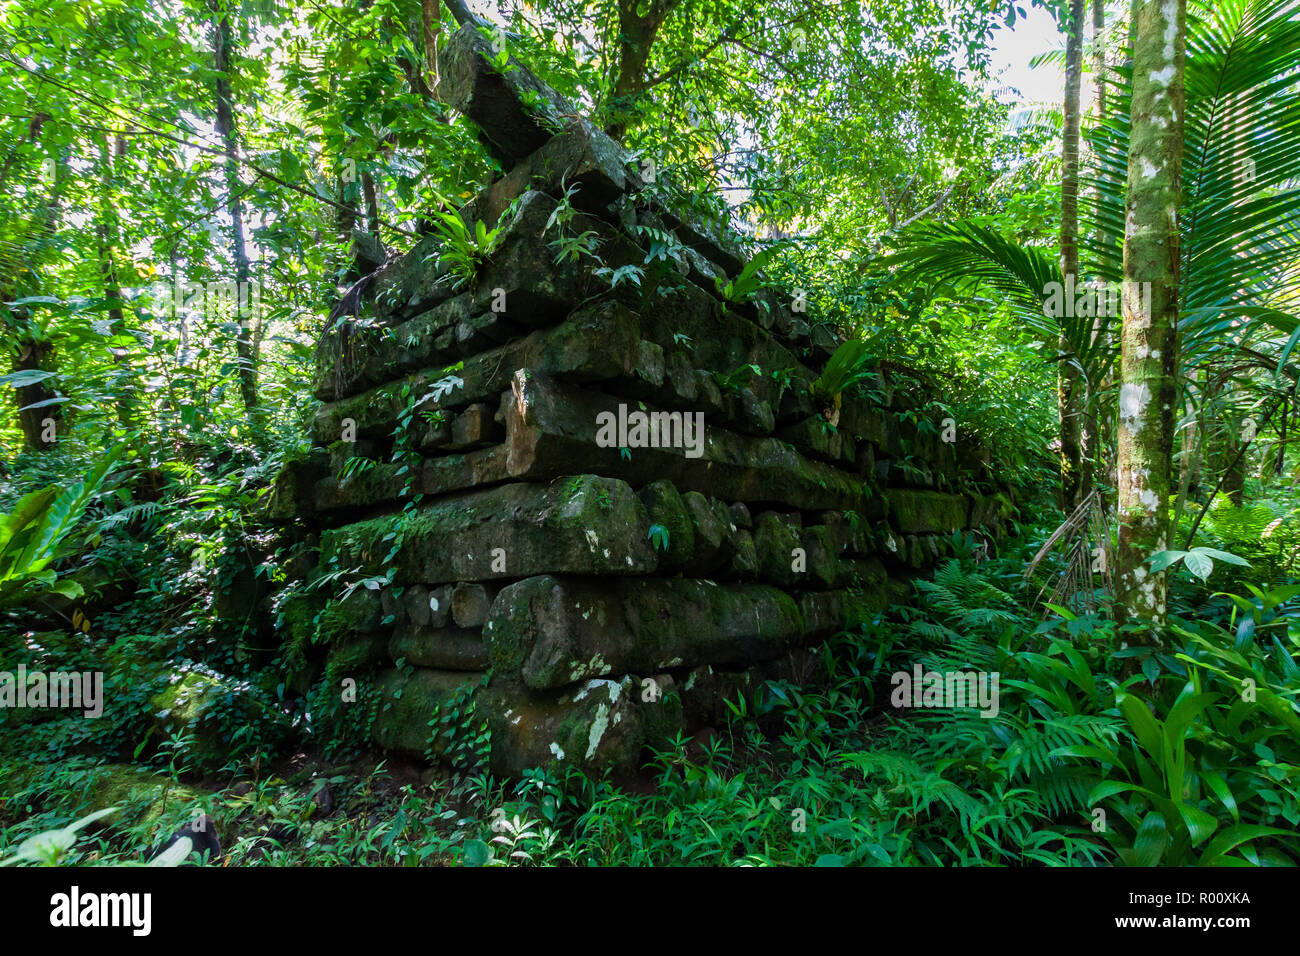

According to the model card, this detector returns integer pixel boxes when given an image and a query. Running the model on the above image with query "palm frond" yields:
[882,221,1115,382]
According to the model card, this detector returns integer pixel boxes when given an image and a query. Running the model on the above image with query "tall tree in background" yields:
[1058,0,1088,511]
[1092,0,1107,119]
[2,113,67,450]
[1115,0,1186,625]
[96,134,139,434]
[1083,0,1109,495]
[207,0,258,411]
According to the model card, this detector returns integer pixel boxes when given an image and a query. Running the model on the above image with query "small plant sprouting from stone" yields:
[339,456,376,483]
[810,340,874,412]
[426,371,465,405]
[594,263,644,290]
[545,181,603,266]
[424,197,501,290]
[712,363,760,394]
[648,524,670,552]
[716,246,776,304]
[550,229,603,265]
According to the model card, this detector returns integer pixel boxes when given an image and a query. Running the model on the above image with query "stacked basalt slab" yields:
[269,24,1018,776]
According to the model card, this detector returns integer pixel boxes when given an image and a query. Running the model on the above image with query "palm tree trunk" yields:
[1059,0,1088,512]
[1083,0,1109,496]
[1115,0,1187,627]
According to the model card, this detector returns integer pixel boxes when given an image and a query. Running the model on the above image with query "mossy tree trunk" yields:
[1116,0,1186,627]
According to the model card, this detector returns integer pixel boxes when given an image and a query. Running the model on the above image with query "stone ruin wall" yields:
[269,24,1019,777]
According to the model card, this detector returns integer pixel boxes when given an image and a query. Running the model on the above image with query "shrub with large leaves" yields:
[0,447,121,606]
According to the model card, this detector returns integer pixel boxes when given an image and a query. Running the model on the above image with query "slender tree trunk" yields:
[335,166,358,246]
[422,0,441,84]
[6,122,66,450]
[331,56,359,261]
[97,136,137,434]
[1116,0,1186,627]
[1273,405,1288,476]
[362,172,380,237]
[1217,408,1247,506]
[209,0,258,411]
[1174,395,1197,515]
[1058,0,1088,512]
[1083,0,1109,496]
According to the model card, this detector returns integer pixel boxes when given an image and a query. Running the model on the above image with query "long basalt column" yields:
[269,23,1019,776]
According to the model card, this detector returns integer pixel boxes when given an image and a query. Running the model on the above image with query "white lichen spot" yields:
[572,677,621,704]
[549,741,565,760]
[585,702,611,759]
[1150,65,1176,87]
[1161,0,1179,59]
[584,529,599,552]
[1140,157,1159,180]
[1119,382,1152,430]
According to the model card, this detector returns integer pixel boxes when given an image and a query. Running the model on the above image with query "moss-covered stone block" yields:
[485,574,807,689]
[372,667,484,757]
[887,489,971,534]
[320,474,657,585]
